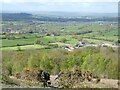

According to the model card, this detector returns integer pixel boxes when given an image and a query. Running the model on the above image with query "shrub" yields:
[47,44,58,48]
[60,38,67,43]
[17,46,22,51]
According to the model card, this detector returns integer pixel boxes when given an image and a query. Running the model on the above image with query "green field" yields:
[1,20,118,50]
[1,44,44,50]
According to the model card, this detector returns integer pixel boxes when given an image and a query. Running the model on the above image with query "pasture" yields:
[1,44,44,51]
[1,20,118,51]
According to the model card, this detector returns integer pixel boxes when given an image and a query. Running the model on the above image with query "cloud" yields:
[1,0,119,3]
[1,0,118,13]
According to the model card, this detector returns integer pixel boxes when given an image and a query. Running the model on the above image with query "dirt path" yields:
[50,75,58,87]
[8,75,118,88]
[100,79,118,88]
[50,75,58,82]
[50,75,119,88]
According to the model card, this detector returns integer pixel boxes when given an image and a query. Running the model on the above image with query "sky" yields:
[0,0,119,13]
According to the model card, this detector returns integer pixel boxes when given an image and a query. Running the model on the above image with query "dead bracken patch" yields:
[56,68,100,88]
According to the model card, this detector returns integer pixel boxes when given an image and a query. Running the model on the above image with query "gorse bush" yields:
[2,47,118,79]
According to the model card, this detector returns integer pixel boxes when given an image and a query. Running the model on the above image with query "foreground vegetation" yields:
[3,46,119,79]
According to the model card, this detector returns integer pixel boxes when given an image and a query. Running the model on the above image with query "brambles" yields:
[57,68,99,88]
[20,68,39,81]
[14,68,50,87]
[2,74,20,85]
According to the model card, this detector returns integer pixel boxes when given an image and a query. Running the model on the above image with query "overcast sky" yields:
[1,0,119,13]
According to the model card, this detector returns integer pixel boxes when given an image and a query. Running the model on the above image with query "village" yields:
[62,41,119,52]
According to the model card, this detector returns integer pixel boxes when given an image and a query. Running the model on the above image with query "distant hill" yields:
[1,13,118,22]
[31,11,117,17]
[2,13,32,21]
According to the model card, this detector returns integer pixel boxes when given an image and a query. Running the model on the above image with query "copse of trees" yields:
[2,47,118,79]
